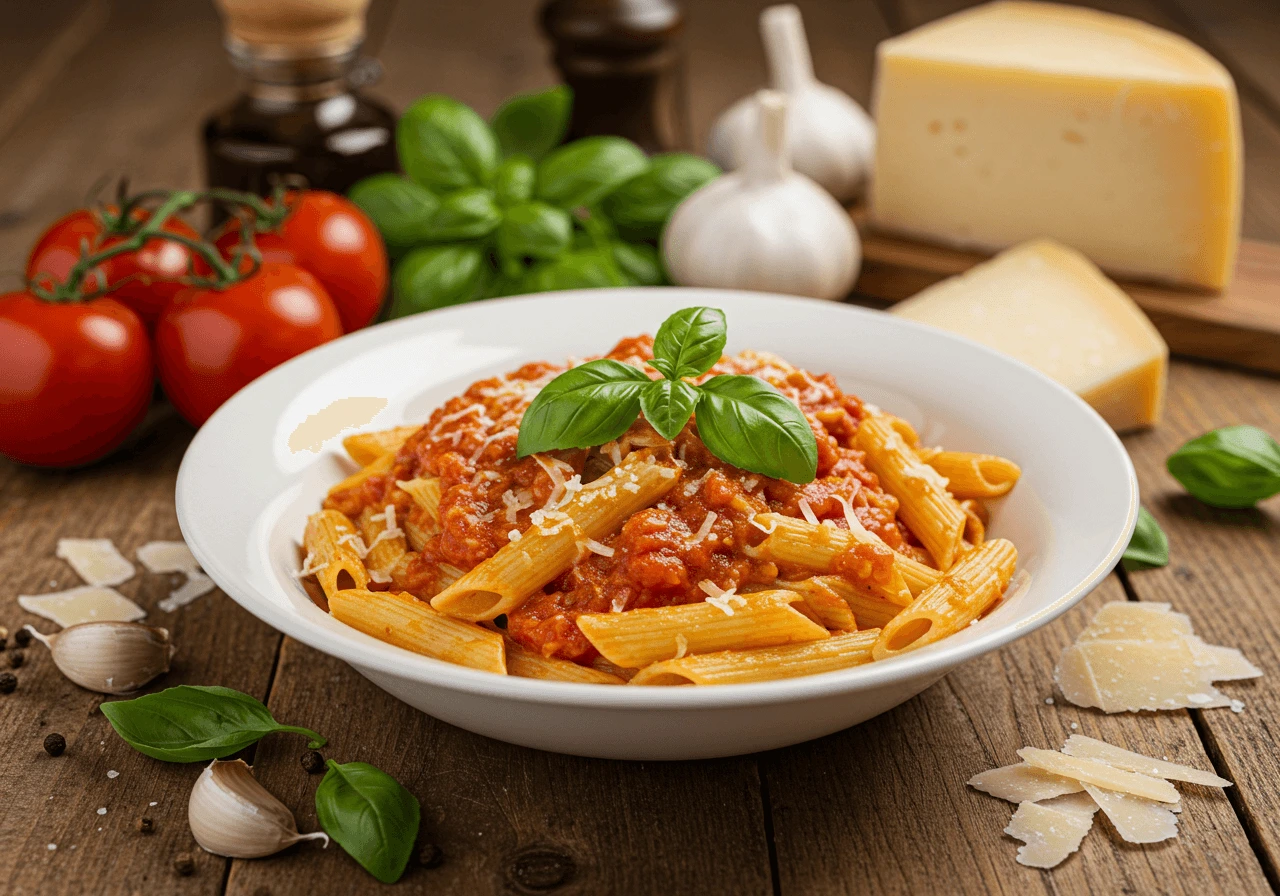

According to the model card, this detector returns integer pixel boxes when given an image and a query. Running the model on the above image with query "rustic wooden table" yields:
[1,0,1278,893]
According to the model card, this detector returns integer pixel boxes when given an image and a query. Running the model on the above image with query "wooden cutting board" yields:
[849,211,1280,376]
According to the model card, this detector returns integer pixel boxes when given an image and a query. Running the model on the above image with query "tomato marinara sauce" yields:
[324,336,918,664]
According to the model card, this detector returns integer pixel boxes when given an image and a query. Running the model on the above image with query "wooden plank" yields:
[1117,361,1280,881]
[224,637,773,896]
[763,576,1272,893]
[0,412,283,894]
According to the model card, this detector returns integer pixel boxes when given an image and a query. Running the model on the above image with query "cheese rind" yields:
[870,0,1242,290]
[891,240,1168,430]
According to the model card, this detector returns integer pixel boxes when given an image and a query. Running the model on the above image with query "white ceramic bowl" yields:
[176,289,1137,760]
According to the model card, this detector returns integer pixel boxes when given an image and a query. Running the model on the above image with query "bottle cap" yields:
[214,0,369,60]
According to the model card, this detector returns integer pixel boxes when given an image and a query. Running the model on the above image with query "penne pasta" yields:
[764,578,858,630]
[917,448,1022,499]
[897,552,944,597]
[873,538,1018,660]
[960,499,986,546]
[576,590,829,669]
[397,476,442,524]
[327,450,395,500]
[794,576,905,630]
[856,414,967,570]
[505,642,626,684]
[302,510,369,599]
[431,452,681,621]
[357,505,408,582]
[343,425,420,466]
[630,630,880,685]
[329,588,506,674]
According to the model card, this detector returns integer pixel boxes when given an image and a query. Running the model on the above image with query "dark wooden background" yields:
[0,1,1278,893]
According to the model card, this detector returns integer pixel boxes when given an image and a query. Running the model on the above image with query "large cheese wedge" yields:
[870,1,1242,290]
[891,240,1167,430]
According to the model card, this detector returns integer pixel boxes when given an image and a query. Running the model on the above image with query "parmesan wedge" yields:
[55,539,134,587]
[1017,748,1179,803]
[967,763,1084,804]
[1004,796,1096,869]
[1061,735,1231,788]
[1082,784,1179,844]
[17,587,146,628]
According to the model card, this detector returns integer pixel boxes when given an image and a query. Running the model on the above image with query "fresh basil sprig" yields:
[517,307,819,483]
[316,760,421,884]
[1122,506,1169,571]
[100,686,325,763]
[1167,424,1280,508]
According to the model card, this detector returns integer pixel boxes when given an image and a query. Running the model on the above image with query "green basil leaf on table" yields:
[602,153,721,240]
[1166,424,1280,508]
[492,155,536,206]
[346,174,440,251]
[496,201,573,263]
[650,305,726,380]
[536,136,649,210]
[100,686,325,763]
[391,244,491,318]
[491,85,572,161]
[521,248,627,293]
[611,241,665,287]
[1122,506,1169,570]
[516,359,651,456]
[695,374,818,484]
[315,760,420,884]
[397,95,500,192]
[422,187,502,242]
[640,378,700,441]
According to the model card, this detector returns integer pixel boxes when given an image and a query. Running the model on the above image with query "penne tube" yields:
[431,452,681,621]
[916,448,1021,499]
[505,642,625,684]
[397,476,442,525]
[960,499,986,546]
[357,505,408,582]
[897,552,943,597]
[750,513,913,606]
[797,576,905,630]
[343,425,420,466]
[329,588,506,674]
[327,450,395,500]
[630,630,880,685]
[302,510,369,599]
[856,414,967,570]
[764,578,858,631]
[873,538,1017,660]
[883,413,920,447]
[576,590,829,669]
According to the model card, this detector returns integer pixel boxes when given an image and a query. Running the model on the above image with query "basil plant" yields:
[348,86,720,318]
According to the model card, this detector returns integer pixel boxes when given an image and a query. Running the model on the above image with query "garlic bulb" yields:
[708,4,875,202]
[189,759,329,858]
[24,622,175,695]
[664,90,860,300]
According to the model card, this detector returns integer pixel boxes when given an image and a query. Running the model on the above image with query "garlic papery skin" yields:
[189,759,329,858]
[708,4,875,202]
[664,90,860,300]
[24,622,176,695]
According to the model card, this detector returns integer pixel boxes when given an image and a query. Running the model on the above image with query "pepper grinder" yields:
[539,0,691,152]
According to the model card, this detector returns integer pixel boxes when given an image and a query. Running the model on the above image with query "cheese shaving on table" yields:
[18,587,146,628]
[966,763,1084,803]
[135,541,200,574]
[55,539,135,587]
[1004,795,1097,869]
[1060,735,1230,788]
[698,580,745,616]
[1081,784,1178,844]
[158,571,217,613]
[1016,748,1179,803]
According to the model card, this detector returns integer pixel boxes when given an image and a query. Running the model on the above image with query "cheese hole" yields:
[887,617,933,651]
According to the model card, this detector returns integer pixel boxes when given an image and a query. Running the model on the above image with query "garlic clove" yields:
[189,759,329,858]
[24,622,176,695]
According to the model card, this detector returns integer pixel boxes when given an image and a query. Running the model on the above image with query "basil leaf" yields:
[695,375,818,483]
[536,136,649,210]
[397,95,500,191]
[651,306,726,379]
[612,241,665,287]
[1167,424,1280,508]
[602,153,721,240]
[492,155,536,206]
[516,359,650,456]
[316,760,420,884]
[390,244,491,318]
[491,85,572,161]
[640,378,699,440]
[521,248,627,293]
[346,174,440,251]
[496,201,573,263]
[1122,506,1169,570]
[422,187,502,242]
[100,686,325,763]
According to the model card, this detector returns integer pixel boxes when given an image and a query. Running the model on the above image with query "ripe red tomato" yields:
[216,191,387,333]
[155,262,343,426]
[27,207,203,327]
[0,293,153,467]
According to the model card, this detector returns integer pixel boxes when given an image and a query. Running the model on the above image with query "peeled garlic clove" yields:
[24,622,175,695]
[189,759,329,858]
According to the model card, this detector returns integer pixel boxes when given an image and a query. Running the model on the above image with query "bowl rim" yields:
[176,287,1138,710]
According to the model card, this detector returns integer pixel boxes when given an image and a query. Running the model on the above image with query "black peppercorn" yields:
[137,816,155,834]
[300,750,325,774]
[14,628,31,648]
[0,672,15,694]
[9,650,24,669]
[418,843,444,869]
[43,733,65,757]
[174,853,195,876]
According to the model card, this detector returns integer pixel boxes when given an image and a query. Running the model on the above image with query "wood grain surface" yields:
[0,1,1277,894]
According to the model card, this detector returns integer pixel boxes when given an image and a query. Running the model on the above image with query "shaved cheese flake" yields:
[469,426,517,464]
[18,587,146,628]
[584,538,615,558]
[750,516,779,536]
[1004,799,1094,869]
[1187,637,1263,681]
[136,541,200,574]
[368,569,392,584]
[1061,735,1230,788]
[674,633,689,659]
[158,571,217,613]
[508,529,522,543]
[296,552,325,578]
[56,539,134,587]
[967,763,1084,804]
[337,532,371,558]
[682,470,713,497]
[698,580,744,616]
[1077,602,1193,643]
[1056,639,1227,713]
[1017,748,1179,803]
[687,511,718,545]
[797,499,819,525]
[603,441,623,467]
[1081,784,1178,844]
[621,481,641,493]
